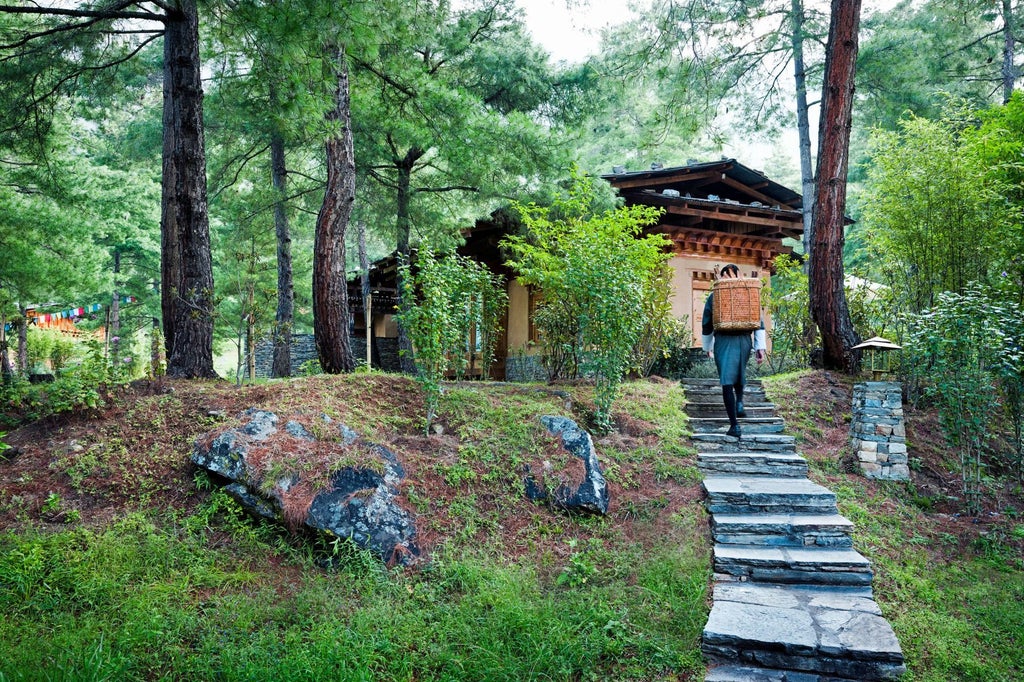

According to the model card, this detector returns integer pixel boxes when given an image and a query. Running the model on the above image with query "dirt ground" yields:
[0,375,704,568]
[767,370,1024,562]
[2,371,1021,564]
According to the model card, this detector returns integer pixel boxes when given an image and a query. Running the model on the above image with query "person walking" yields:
[701,264,766,438]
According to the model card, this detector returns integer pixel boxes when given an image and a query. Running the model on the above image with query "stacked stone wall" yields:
[850,381,909,481]
[251,335,400,378]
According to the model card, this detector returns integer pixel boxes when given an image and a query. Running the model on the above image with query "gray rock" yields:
[192,410,418,566]
[524,416,609,515]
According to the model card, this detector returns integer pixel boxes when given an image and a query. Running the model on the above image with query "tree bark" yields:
[0,308,11,382]
[791,0,816,266]
[269,120,293,378]
[312,47,356,374]
[1003,0,1016,104]
[17,304,27,374]
[163,0,216,378]
[110,249,121,372]
[395,147,424,375]
[809,0,862,373]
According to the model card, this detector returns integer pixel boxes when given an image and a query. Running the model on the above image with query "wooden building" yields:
[601,158,803,346]
[350,158,803,379]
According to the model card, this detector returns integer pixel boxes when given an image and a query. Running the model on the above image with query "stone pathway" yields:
[684,378,906,681]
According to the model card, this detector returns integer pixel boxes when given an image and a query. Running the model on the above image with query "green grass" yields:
[3,374,1022,680]
[0,496,709,681]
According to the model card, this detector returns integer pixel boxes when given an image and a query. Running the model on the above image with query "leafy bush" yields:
[766,254,812,373]
[25,327,76,374]
[396,248,508,431]
[905,284,1021,513]
[503,170,669,430]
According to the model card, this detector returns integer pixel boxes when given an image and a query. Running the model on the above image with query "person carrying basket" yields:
[700,264,766,439]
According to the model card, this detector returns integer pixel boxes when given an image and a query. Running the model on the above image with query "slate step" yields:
[706,664,865,681]
[684,385,765,395]
[684,388,769,401]
[703,583,904,680]
[711,513,854,547]
[713,544,873,585]
[698,452,808,478]
[691,417,786,435]
[683,379,764,389]
[703,477,837,515]
[686,402,777,418]
[692,432,796,454]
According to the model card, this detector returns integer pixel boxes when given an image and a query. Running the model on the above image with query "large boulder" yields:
[524,415,609,515]
[192,409,418,566]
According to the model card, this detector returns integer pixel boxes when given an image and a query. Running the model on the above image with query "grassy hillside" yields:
[0,371,1021,681]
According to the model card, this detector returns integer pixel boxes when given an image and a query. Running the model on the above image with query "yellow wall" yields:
[506,279,533,353]
[501,254,775,355]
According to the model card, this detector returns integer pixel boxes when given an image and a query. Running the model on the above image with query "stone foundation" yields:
[850,381,909,481]
[251,334,400,378]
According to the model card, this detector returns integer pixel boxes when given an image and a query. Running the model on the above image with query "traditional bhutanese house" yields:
[601,158,803,347]
[349,159,804,380]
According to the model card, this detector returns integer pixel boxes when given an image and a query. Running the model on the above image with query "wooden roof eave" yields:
[659,202,803,230]
[718,175,795,210]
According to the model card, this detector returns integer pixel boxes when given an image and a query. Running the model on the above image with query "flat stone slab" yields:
[703,477,837,514]
[692,432,796,454]
[713,545,872,585]
[686,403,777,418]
[698,452,808,478]
[706,664,865,681]
[691,417,786,435]
[712,513,854,547]
[683,379,764,388]
[685,392,770,404]
[703,583,904,680]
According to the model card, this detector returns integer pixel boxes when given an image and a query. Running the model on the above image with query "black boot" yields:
[735,384,746,418]
[726,423,742,438]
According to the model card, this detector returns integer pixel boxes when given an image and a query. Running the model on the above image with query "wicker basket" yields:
[712,278,762,331]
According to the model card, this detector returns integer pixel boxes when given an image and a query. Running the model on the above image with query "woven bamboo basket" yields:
[712,278,762,331]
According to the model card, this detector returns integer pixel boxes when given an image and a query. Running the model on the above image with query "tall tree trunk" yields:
[17,304,27,374]
[358,220,372,369]
[1003,0,1016,104]
[163,0,216,378]
[110,249,121,373]
[270,120,293,378]
[792,0,816,266]
[312,47,356,374]
[395,147,424,375]
[809,0,862,373]
[160,30,180,360]
[0,307,11,382]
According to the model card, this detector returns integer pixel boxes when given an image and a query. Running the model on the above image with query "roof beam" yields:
[607,169,721,190]
[718,175,794,210]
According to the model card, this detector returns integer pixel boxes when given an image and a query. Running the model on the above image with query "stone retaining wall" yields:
[251,334,400,378]
[850,381,910,481]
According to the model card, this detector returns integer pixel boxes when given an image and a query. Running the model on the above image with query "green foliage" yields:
[766,254,812,373]
[396,248,508,431]
[904,285,1022,513]
[630,266,684,377]
[862,100,1016,317]
[25,327,76,373]
[503,171,670,430]
[649,318,698,380]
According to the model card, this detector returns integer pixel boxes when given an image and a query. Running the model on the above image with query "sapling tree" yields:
[905,284,1017,514]
[503,172,669,431]
[396,248,507,432]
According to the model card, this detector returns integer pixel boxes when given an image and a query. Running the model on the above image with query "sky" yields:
[515,0,630,64]
[513,0,900,173]
[516,0,901,64]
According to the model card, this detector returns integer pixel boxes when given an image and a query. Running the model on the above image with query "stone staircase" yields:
[684,378,905,681]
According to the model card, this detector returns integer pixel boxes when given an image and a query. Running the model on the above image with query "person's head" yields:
[720,263,741,279]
